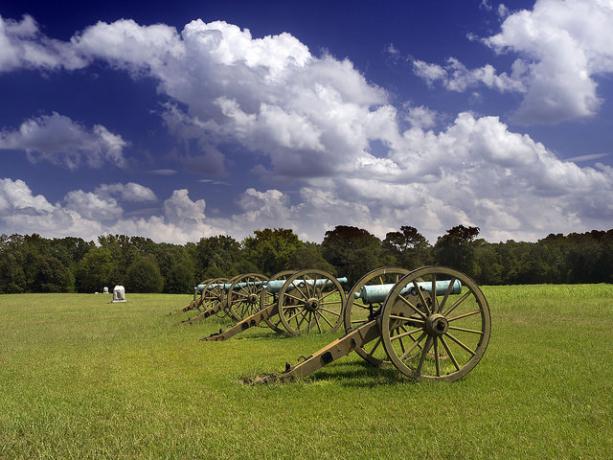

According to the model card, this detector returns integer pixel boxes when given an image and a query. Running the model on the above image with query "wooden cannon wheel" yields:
[201,277,229,318]
[261,270,296,333]
[225,273,269,322]
[277,269,346,336]
[380,266,491,381]
[343,267,410,367]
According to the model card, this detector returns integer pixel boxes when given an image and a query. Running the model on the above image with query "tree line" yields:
[0,225,611,294]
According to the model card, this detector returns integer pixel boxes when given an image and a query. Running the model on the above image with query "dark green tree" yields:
[75,247,116,292]
[37,255,74,292]
[164,259,196,293]
[242,228,303,275]
[195,235,244,279]
[126,257,164,293]
[286,242,336,273]
[382,226,432,268]
[0,252,27,293]
[433,225,480,275]
[321,225,390,284]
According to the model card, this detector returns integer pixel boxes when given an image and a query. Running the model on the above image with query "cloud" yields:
[148,168,177,176]
[95,183,157,202]
[414,0,613,124]
[0,178,220,244]
[0,112,127,169]
[0,15,611,242]
[405,105,438,130]
[0,178,54,213]
[412,57,525,93]
[74,19,388,178]
[484,0,613,123]
[0,15,86,72]
[63,190,122,221]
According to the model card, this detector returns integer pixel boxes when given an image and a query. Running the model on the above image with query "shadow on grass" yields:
[242,360,413,387]
[307,361,409,387]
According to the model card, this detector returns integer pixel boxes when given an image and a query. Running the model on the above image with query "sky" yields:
[0,0,612,244]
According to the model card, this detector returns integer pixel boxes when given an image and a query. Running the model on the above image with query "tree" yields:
[321,225,390,284]
[242,229,303,275]
[473,240,504,285]
[286,242,335,273]
[37,256,74,292]
[164,259,195,293]
[433,225,480,275]
[382,226,432,268]
[75,248,116,292]
[195,235,244,279]
[126,257,164,293]
[0,252,26,293]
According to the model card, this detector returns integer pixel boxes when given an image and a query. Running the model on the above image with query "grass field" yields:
[1,285,612,459]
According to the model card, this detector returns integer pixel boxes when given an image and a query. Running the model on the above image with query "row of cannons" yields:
[173,267,491,383]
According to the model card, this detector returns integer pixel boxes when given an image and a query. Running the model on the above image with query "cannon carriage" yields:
[250,266,491,383]
[203,269,348,341]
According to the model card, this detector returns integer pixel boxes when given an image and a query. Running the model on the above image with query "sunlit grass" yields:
[1,285,612,458]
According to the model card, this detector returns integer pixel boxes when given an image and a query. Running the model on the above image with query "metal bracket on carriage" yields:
[202,328,225,341]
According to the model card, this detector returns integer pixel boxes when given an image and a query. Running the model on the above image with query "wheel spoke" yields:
[445,332,476,356]
[413,281,431,315]
[284,292,305,303]
[433,337,440,377]
[293,283,309,301]
[447,310,481,322]
[447,325,483,335]
[415,336,433,377]
[390,327,422,341]
[320,307,341,317]
[295,310,309,329]
[399,332,426,361]
[319,312,335,328]
[313,312,322,333]
[440,336,460,371]
[398,295,427,319]
[389,314,425,324]
[444,290,471,317]
[431,273,437,313]
[319,289,337,301]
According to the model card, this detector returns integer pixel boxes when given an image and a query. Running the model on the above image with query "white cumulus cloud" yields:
[0,178,220,244]
[414,0,613,123]
[0,112,127,169]
[0,14,611,242]
[0,15,86,72]
[95,183,157,202]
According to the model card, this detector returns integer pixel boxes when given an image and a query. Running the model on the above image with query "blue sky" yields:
[0,0,611,243]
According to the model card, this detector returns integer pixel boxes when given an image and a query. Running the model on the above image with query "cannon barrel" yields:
[357,279,462,304]
[196,276,348,294]
[265,276,348,294]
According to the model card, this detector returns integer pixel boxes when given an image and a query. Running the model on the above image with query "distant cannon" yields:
[202,269,348,341]
[181,277,230,323]
[175,278,214,314]
[248,266,491,383]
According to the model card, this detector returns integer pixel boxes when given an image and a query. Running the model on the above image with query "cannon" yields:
[249,266,491,383]
[181,276,231,323]
[202,269,348,341]
[173,278,213,314]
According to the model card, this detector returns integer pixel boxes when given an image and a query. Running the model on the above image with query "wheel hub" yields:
[304,297,320,312]
[247,293,258,304]
[425,313,448,336]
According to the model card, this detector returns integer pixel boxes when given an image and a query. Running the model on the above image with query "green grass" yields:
[1,285,612,459]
